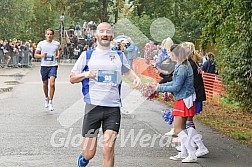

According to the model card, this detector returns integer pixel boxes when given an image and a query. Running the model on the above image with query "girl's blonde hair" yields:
[161,37,174,52]
[181,42,201,62]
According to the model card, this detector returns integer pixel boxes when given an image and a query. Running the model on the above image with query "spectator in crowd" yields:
[73,35,79,47]
[180,41,209,155]
[125,37,135,69]
[0,40,11,66]
[74,45,81,60]
[201,50,208,65]
[135,45,140,58]
[16,40,24,65]
[63,44,68,60]
[83,21,87,35]
[0,40,4,64]
[201,52,217,74]
[75,22,82,38]
[154,37,175,84]
[155,44,207,163]
[69,44,74,61]
[88,21,97,36]
[83,45,89,51]
[86,32,92,47]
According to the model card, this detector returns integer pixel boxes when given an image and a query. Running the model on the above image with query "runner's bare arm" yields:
[124,69,142,89]
[56,47,62,59]
[70,70,96,84]
[34,50,46,59]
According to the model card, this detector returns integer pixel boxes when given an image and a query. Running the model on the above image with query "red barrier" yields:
[202,72,224,104]
[133,58,162,82]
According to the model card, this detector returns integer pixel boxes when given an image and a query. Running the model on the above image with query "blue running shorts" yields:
[40,66,58,81]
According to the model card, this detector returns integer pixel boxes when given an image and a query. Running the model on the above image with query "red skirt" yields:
[172,99,195,117]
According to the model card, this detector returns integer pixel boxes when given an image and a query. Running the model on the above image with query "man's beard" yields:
[97,36,112,47]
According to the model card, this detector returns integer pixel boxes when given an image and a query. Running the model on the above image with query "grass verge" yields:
[195,100,252,147]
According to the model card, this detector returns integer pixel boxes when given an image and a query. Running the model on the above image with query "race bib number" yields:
[97,70,118,86]
[44,55,54,61]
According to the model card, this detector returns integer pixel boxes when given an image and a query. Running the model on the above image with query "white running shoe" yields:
[170,152,187,161]
[176,145,181,152]
[195,148,209,157]
[48,102,54,111]
[164,128,175,136]
[44,98,49,108]
[182,154,197,163]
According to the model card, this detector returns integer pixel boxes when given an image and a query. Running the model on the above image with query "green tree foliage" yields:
[127,0,203,43]
[126,14,153,43]
[32,0,57,42]
[112,0,125,23]
[0,0,203,43]
[194,0,252,113]
[61,0,118,23]
[0,0,35,40]
[0,0,57,42]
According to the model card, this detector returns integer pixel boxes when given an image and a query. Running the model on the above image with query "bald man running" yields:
[70,22,142,167]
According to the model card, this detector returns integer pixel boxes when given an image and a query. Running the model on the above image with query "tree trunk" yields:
[100,0,108,22]
[115,8,119,23]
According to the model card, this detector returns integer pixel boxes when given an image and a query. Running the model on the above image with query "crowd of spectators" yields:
[0,39,36,68]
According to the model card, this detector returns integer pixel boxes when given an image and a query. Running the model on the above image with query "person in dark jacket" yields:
[201,52,217,74]
[182,42,207,124]
[181,42,209,156]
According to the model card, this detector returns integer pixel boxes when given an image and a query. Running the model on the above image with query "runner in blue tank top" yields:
[70,22,142,167]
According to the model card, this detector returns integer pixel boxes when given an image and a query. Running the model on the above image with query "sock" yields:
[78,153,89,166]
[82,155,89,166]
[187,127,207,150]
[49,100,52,104]
[45,97,49,101]
[190,121,196,129]
[178,129,196,155]
[186,121,196,129]
[186,121,191,129]
[81,157,89,165]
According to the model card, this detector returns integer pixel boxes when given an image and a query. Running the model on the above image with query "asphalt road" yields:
[0,63,251,167]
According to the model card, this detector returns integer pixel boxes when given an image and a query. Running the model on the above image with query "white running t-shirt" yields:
[36,40,60,66]
[71,48,131,107]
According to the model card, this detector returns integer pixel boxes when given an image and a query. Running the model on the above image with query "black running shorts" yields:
[82,104,121,137]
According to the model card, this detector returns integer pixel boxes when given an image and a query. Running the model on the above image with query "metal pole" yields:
[60,21,63,44]
[59,13,65,44]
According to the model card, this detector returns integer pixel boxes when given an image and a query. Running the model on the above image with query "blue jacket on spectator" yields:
[134,46,139,58]
[125,42,135,60]
[202,59,217,74]
[158,61,195,100]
